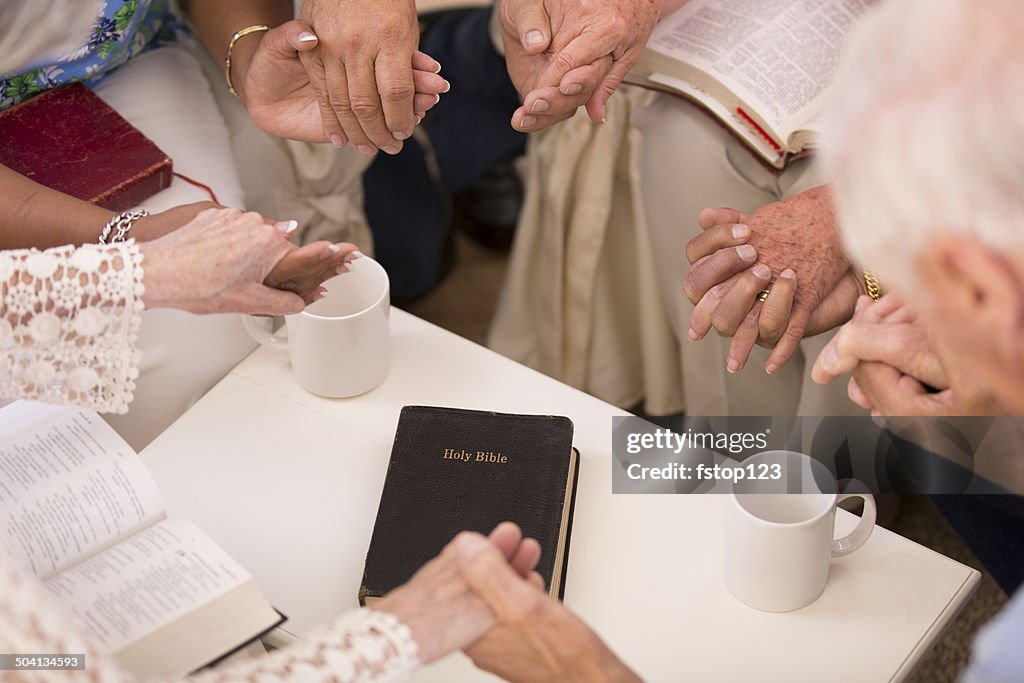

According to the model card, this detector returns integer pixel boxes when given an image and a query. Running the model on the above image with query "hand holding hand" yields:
[498,0,663,132]
[810,295,1000,416]
[684,187,852,373]
[372,523,542,665]
[139,208,355,315]
[462,539,640,683]
[230,19,448,148]
[295,0,436,155]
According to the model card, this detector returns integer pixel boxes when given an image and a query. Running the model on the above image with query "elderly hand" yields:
[498,0,665,132]
[810,295,1001,416]
[372,523,542,665]
[811,295,945,388]
[138,208,357,315]
[229,19,448,146]
[295,0,434,155]
[684,186,852,373]
[463,543,640,683]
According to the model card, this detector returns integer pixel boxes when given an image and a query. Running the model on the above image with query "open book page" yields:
[43,518,253,654]
[0,402,164,579]
[647,0,873,144]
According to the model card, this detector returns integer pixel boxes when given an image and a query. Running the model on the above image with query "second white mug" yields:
[723,450,877,612]
[242,256,390,398]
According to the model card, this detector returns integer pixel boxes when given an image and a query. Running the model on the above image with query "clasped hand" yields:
[229,8,449,155]
[138,207,361,315]
[682,186,858,374]
[498,0,671,132]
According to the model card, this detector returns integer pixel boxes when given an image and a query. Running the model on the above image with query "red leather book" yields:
[0,83,172,211]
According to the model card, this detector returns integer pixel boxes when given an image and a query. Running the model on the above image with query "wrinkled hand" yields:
[296,0,432,155]
[231,19,447,146]
[498,0,663,132]
[139,208,349,315]
[463,547,640,683]
[684,186,851,373]
[373,523,542,665]
[810,295,1000,416]
[811,295,944,388]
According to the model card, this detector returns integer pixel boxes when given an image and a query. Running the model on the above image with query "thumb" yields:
[509,0,552,54]
[271,20,319,56]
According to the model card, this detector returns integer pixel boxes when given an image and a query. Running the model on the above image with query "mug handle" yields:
[831,493,877,558]
[241,315,289,350]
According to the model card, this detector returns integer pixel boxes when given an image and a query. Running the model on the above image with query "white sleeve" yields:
[0,241,144,413]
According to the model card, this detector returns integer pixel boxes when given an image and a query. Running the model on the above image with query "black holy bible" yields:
[359,406,579,604]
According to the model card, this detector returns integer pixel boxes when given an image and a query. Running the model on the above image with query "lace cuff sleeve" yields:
[0,241,144,413]
[192,609,420,683]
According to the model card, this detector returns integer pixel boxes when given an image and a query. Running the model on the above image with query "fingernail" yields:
[732,224,749,239]
[348,250,365,261]
[392,130,411,141]
[443,79,451,93]
[328,244,344,253]
[383,144,402,155]
[521,115,537,128]
[525,30,545,47]
[563,83,583,96]
[753,264,771,279]
[821,346,839,372]
[275,220,298,234]
[531,99,550,113]
[737,244,756,261]
[766,363,779,375]
[336,264,351,274]
[727,358,740,374]
[298,32,318,43]
[781,268,796,279]
[415,115,423,125]
[330,134,345,148]
[356,145,377,157]
[317,288,328,300]
[687,328,699,341]
[434,94,441,105]
[433,61,442,74]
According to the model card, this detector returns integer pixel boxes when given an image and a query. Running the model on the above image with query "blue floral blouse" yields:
[0,0,186,111]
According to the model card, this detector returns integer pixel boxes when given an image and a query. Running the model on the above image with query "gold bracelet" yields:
[863,270,882,302]
[224,24,270,97]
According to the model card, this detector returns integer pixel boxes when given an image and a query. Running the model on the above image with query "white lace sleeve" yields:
[0,548,420,683]
[0,241,144,413]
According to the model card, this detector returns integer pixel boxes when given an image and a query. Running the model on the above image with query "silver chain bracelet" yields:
[99,209,150,244]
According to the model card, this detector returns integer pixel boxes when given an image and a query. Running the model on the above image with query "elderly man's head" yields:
[825,0,1024,407]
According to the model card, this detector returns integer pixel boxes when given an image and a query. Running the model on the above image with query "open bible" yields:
[0,401,284,678]
[628,0,873,169]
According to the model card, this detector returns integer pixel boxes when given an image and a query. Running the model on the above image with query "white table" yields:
[142,310,980,682]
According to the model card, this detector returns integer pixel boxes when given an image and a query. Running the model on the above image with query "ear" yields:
[918,235,1024,332]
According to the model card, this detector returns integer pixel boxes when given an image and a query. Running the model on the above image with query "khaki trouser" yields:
[491,87,860,416]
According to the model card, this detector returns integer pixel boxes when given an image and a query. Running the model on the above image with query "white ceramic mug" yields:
[723,450,876,612]
[242,256,390,398]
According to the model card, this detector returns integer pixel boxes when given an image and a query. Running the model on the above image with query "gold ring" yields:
[757,288,771,302]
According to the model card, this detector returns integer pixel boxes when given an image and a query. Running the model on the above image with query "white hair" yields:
[823,0,1024,295]
[0,1,100,75]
